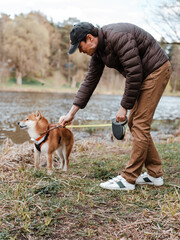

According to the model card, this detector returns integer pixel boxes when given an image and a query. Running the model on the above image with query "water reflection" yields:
[0,91,180,144]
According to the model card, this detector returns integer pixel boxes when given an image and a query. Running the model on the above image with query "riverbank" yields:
[0,84,78,94]
[0,136,179,240]
[0,85,127,96]
[1,82,180,96]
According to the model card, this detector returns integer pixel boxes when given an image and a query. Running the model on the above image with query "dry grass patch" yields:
[0,137,179,240]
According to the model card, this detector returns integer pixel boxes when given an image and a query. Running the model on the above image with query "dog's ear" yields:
[36,110,41,120]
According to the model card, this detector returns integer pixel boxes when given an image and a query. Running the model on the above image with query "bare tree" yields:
[146,0,180,44]
[144,0,180,92]
[57,18,80,83]
[3,14,50,85]
[0,14,10,83]
[170,45,180,92]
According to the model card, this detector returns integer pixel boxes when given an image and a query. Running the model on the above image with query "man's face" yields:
[78,34,98,56]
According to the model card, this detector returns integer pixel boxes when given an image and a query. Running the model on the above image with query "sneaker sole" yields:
[100,184,135,190]
[136,182,163,186]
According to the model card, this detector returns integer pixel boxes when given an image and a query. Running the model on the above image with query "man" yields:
[59,22,171,191]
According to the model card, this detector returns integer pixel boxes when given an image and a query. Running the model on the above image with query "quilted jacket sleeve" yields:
[112,32,143,109]
[73,54,105,109]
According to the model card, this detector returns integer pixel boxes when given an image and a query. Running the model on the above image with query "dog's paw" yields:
[56,166,63,170]
[62,166,68,172]
[47,169,53,175]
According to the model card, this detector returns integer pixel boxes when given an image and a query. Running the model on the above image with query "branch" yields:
[160,41,180,45]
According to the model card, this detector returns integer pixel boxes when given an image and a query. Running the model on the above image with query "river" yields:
[0,91,180,144]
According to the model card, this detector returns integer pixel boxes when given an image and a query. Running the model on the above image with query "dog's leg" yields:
[47,153,53,174]
[62,143,68,172]
[64,138,73,172]
[34,146,40,170]
[56,147,65,169]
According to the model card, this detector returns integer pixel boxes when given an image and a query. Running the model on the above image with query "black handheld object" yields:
[112,118,128,140]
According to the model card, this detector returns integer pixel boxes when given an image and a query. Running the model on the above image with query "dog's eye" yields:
[26,118,29,121]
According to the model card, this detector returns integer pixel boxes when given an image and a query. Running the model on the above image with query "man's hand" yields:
[59,113,74,126]
[59,105,80,126]
[116,106,127,122]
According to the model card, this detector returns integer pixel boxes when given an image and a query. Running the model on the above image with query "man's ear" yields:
[86,34,94,42]
[36,110,41,120]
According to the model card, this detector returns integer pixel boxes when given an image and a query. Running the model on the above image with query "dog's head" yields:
[18,111,48,131]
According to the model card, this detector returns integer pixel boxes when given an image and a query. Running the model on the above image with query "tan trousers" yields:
[121,61,172,184]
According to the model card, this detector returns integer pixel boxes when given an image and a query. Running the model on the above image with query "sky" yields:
[1,0,163,40]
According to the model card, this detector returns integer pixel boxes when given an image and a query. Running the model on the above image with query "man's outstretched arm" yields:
[59,105,80,126]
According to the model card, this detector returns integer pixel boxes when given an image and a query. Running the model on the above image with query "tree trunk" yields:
[172,76,177,93]
[68,55,72,84]
[16,70,22,85]
[71,76,77,88]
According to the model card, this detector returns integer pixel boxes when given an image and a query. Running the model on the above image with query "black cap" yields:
[112,118,128,140]
[68,22,94,54]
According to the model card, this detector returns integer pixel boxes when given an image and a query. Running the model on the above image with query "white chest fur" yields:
[40,141,49,153]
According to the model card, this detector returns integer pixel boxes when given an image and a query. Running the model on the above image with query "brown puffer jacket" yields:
[73,23,168,109]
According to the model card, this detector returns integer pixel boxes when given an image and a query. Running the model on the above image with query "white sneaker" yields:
[100,175,135,191]
[136,172,163,186]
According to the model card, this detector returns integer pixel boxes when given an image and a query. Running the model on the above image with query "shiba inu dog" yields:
[18,111,74,174]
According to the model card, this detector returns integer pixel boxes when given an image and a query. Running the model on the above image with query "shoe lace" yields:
[108,175,122,183]
[141,172,148,178]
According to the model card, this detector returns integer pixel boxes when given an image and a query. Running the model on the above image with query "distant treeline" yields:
[0,12,179,92]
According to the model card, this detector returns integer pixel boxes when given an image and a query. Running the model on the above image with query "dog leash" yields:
[40,123,111,136]
[40,124,65,136]
[67,124,111,128]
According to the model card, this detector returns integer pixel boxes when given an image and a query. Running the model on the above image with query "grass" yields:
[0,138,179,240]
[1,75,180,96]
[8,77,44,86]
[0,76,79,94]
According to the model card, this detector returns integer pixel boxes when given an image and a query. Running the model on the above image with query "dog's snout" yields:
[18,121,20,125]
